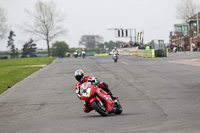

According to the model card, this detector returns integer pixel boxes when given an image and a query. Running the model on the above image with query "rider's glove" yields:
[88,77,95,82]
[76,87,81,100]
[88,77,99,85]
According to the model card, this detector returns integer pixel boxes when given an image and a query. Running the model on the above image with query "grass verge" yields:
[0,57,56,94]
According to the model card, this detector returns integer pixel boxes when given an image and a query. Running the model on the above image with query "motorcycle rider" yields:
[111,47,119,57]
[74,69,118,113]
[74,50,78,58]
[66,51,70,57]
[81,49,86,57]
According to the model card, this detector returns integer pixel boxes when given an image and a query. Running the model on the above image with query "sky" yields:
[0,0,184,51]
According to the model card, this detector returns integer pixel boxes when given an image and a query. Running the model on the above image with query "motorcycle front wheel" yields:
[91,100,108,116]
[113,57,118,62]
[115,103,122,114]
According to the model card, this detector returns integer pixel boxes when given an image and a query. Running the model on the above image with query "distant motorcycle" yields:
[74,51,78,58]
[193,46,197,51]
[67,52,71,57]
[82,54,85,59]
[79,82,122,116]
[82,50,86,59]
[112,51,119,62]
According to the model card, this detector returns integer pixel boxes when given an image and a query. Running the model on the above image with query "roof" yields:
[186,12,200,22]
[174,23,189,27]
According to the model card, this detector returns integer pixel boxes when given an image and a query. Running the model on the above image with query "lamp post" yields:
[197,12,199,36]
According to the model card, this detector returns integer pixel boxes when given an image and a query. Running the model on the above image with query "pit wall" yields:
[137,48,168,58]
[118,46,138,56]
[94,53,109,56]
[137,49,155,58]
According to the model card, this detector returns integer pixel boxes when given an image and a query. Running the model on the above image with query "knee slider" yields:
[83,106,91,113]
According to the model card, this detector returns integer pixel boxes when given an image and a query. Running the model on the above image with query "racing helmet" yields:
[114,47,117,50]
[75,69,85,82]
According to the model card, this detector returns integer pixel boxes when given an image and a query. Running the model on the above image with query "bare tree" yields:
[176,0,200,21]
[23,1,67,56]
[0,7,8,40]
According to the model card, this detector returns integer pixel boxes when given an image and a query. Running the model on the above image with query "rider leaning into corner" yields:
[74,69,118,113]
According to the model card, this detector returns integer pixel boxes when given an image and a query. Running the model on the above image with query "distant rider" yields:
[74,69,118,113]
[111,47,119,58]
[74,50,78,57]
[74,50,78,55]
[81,49,86,56]
[66,51,70,57]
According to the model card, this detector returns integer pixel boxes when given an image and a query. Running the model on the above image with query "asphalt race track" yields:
[0,52,200,133]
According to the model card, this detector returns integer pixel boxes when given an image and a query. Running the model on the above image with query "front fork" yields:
[93,90,114,112]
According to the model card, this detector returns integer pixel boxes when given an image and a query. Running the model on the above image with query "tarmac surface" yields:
[0,52,200,133]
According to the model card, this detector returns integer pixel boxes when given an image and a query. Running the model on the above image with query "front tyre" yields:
[91,100,108,116]
[113,56,118,62]
[115,103,122,114]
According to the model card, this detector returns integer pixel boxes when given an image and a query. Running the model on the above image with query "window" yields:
[176,26,182,32]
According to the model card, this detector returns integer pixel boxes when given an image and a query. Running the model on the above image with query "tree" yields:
[176,0,200,21]
[99,41,125,50]
[22,38,37,58]
[0,6,8,40]
[79,35,103,49]
[7,31,18,58]
[51,41,69,57]
[23,1,67,57]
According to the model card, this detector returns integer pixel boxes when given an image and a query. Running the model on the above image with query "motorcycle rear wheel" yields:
[91,100,108,116]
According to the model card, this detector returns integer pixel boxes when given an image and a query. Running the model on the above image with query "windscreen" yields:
[80,82,91,93]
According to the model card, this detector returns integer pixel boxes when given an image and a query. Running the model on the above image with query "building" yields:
[186,12,200,45]
[169,12,200,50]
[169,23,189,46]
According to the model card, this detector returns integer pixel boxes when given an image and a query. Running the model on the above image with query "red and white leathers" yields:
[74,75,116,113]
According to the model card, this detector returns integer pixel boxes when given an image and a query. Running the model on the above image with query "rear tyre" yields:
[91,100,108,116]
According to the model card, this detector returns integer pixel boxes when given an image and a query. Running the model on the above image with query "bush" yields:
[96,49,100,54]
[51,41,69,57]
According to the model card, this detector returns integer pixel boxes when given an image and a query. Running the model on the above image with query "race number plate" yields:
[82,88,91,97]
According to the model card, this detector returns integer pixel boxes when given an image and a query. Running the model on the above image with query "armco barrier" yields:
[118,46,138,55]
[166,48,168,57]
[94,53,109,56]
[137,49,155,58]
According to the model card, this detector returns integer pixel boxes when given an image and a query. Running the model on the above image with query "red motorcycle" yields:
[79,82,122,116]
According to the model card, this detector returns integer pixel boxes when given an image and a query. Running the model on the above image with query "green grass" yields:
[0,53,48,58]
[86,51,96,56]
[0,57,57,94]
[0,57,56,67]
[86,51,111,56]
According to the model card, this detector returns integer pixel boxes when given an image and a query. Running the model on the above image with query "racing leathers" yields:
[111,49,119,58]
[74,75,117,113]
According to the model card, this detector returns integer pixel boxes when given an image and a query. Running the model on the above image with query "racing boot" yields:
[99,82,118,100]
[109,91,118,100]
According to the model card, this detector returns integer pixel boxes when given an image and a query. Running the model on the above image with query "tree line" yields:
[0,0,199,58]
